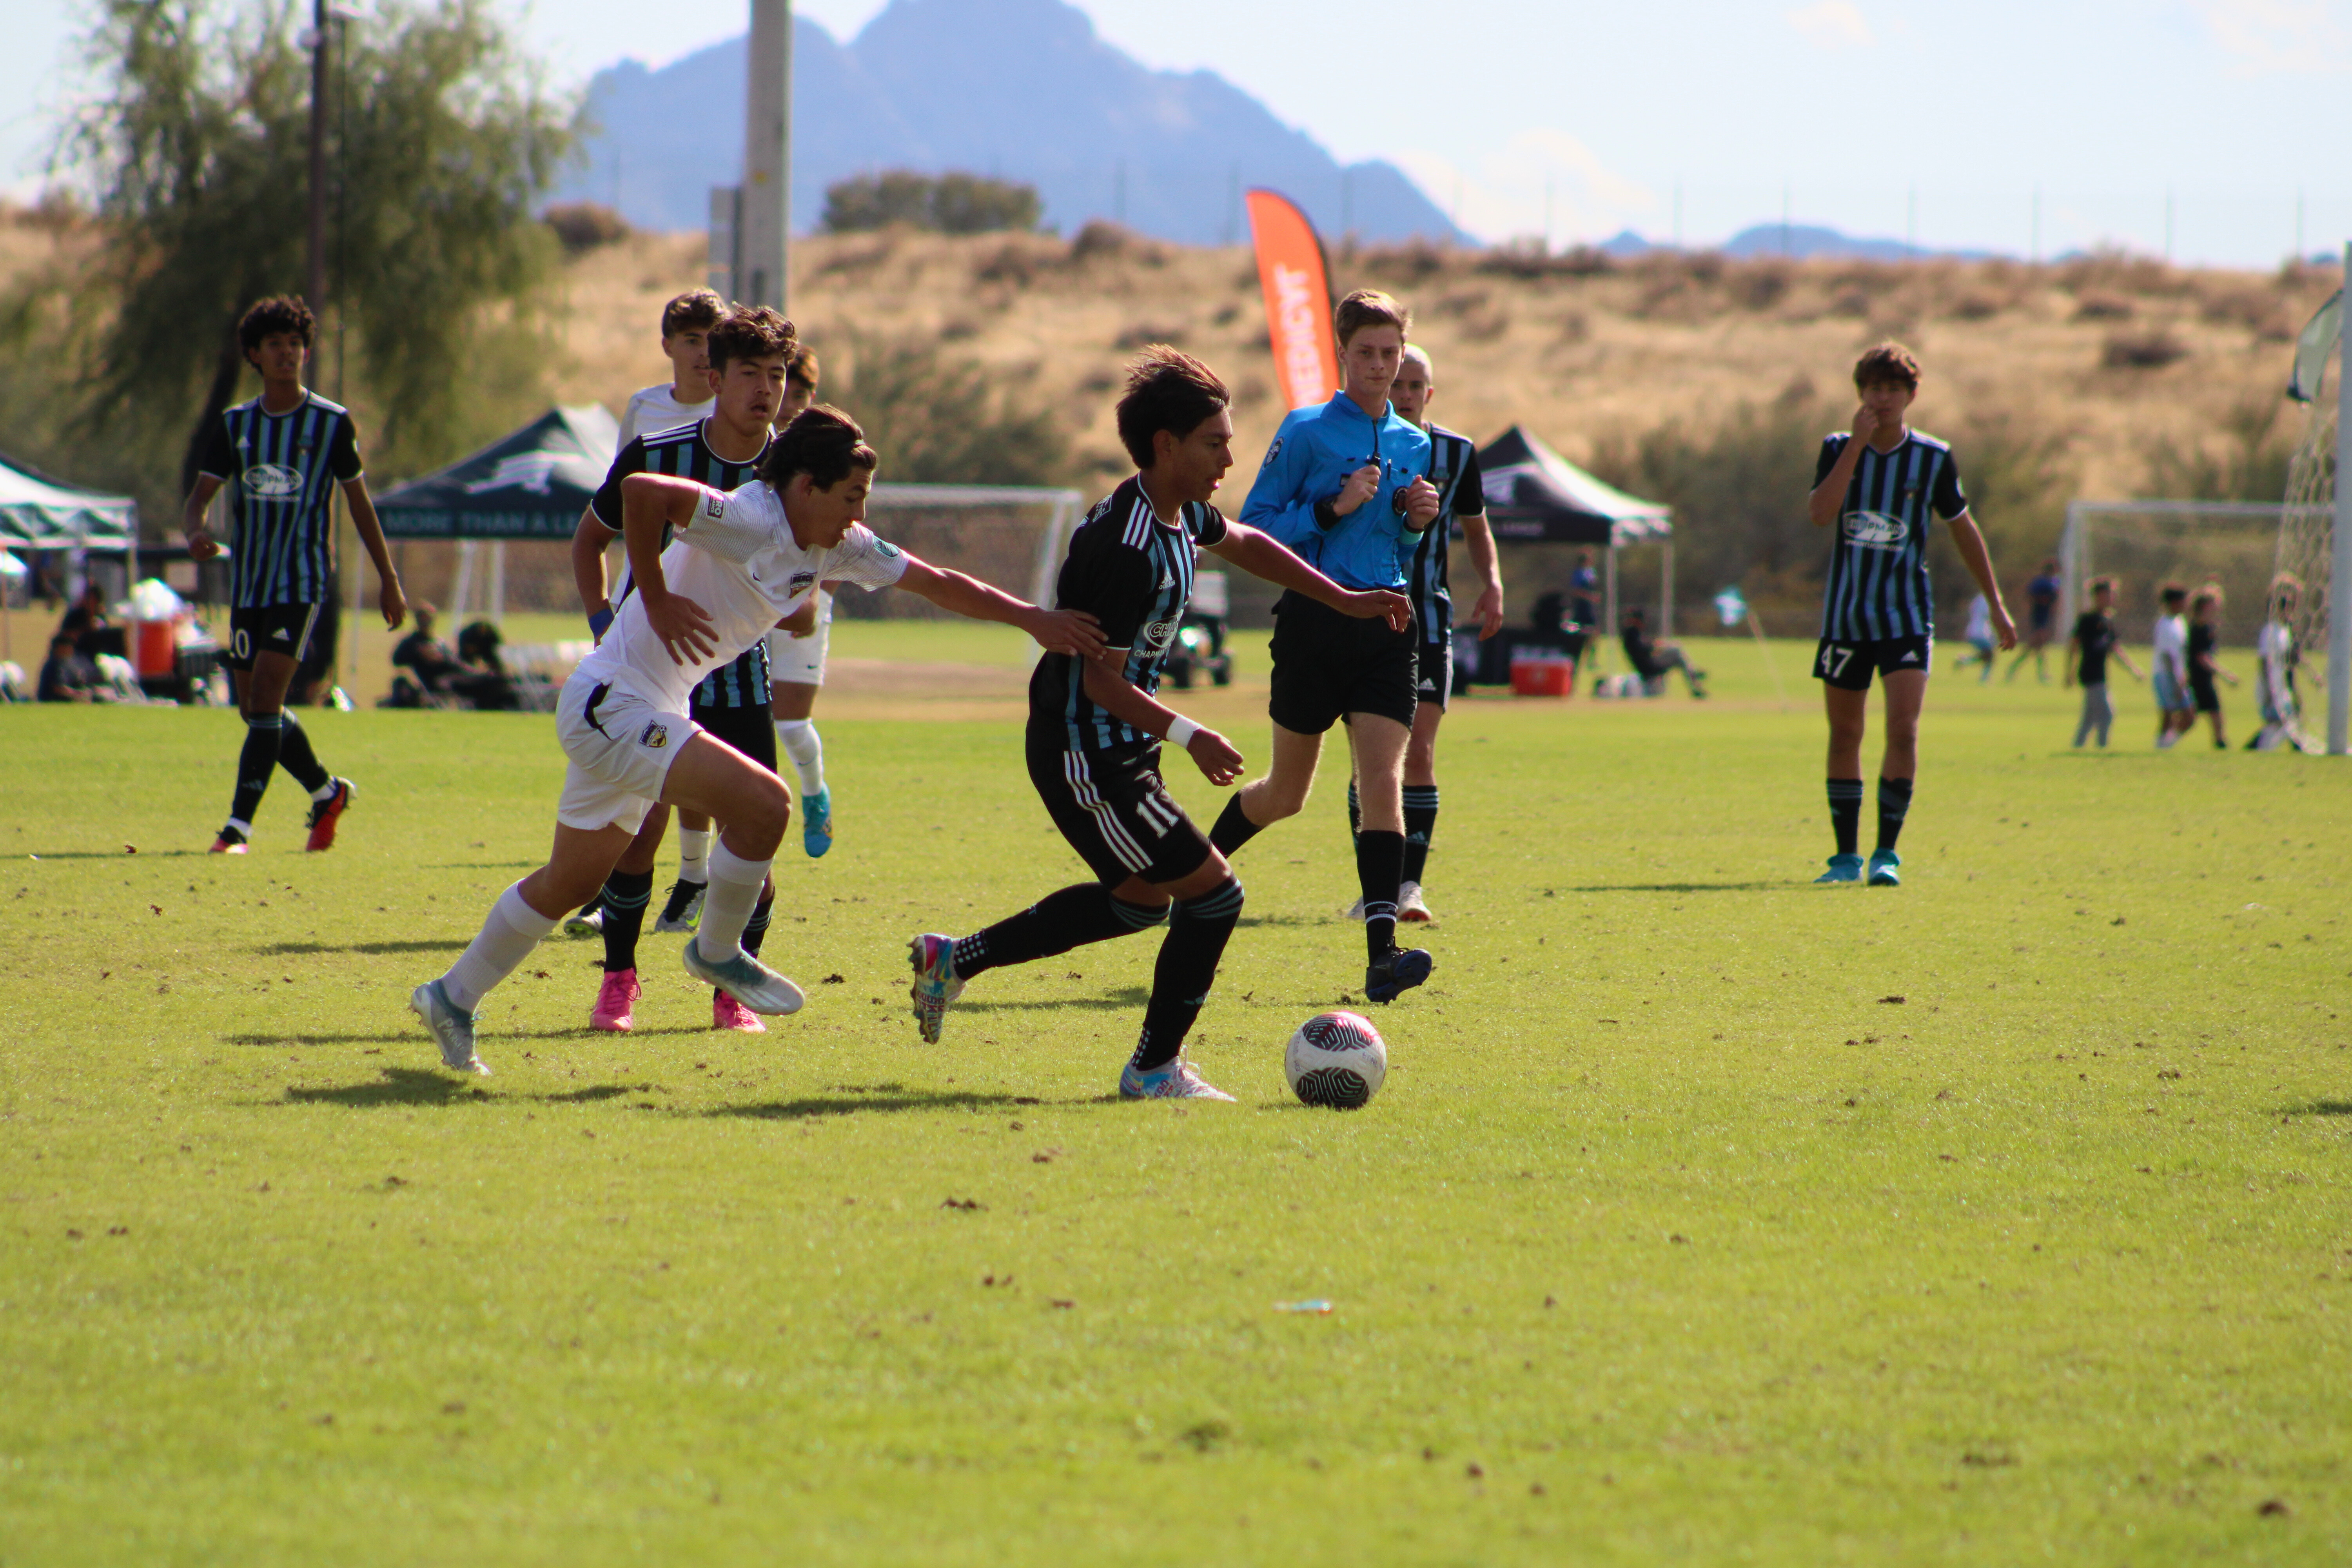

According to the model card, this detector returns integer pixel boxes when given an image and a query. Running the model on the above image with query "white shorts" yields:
[555,674,700,833]
[765,593,831,688]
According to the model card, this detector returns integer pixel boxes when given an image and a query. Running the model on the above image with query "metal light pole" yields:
[2331,240,2352,755]
[739,0,792,310]
[306,0,330,310]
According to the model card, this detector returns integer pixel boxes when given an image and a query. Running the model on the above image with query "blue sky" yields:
[7,0,2348,267]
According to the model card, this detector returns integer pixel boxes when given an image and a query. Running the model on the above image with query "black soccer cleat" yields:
[1363,947,1433,1004]
[653,878,707,934]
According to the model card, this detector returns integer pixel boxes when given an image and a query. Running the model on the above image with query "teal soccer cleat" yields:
[1814,853,1864,884]
[1867,849,1902,887]
[802,787,833,858]
[1118,1055,1236,1101]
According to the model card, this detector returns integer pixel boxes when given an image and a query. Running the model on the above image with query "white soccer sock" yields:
[310,779,339,802]
[442,883,559,1013]
[776,719,825,796]
[676,828,710,884]
[695,842,774,963]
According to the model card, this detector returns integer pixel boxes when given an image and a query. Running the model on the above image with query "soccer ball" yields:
[1284,1011,1388,1109]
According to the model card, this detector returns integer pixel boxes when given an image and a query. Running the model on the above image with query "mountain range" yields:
[558,0,1462,246]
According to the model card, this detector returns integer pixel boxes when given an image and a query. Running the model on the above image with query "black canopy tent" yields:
[1475,424,1674,633]
[372,405,622,619]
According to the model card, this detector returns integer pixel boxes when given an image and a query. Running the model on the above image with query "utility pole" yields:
[305,0,329,310]
[740,0,792,310]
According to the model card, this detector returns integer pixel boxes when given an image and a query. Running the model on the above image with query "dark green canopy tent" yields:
[374,405,621,540]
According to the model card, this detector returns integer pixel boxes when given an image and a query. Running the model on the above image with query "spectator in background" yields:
[1953,592,1996,681]
[2151,583,2196,749]
[1567,549,1600,628]
[2063,575,2140,748]
[37,632,102,702]
[2005,557,2063,683]
[1619,605,1706,697]
[2187,584,2237,749]
[58,582,120,659]
[389,603,515,710]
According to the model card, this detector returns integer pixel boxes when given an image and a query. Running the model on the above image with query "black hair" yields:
[238,295,315,355]
[759,405,878,491]
[1114,346,1230,469]
[706,306,797,374]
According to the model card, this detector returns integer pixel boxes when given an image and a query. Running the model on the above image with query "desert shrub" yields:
[543,202,628,254]
[2140,392,2296,501]
[1069,220,1163,265]
[1356,240,1452,285]
[2073,290,2135,321]
[822,171,1041,236]
[1728,260,1793,311]
[834,334,1070,487]
[2102,328,2189,369]
[1112,320,1186,350]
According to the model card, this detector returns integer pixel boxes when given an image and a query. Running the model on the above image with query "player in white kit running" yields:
[408,406,1104,1074]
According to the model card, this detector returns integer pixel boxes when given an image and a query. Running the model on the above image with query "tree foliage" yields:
[53,0,576,495]
[822,171,1042,236]
[835,336,1068,487]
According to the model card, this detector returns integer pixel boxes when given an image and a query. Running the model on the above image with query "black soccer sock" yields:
[1401,785,1440,885]
[1875,776,1914,854]
[740,891,775,958]
[275,710,330,794]
[228,713,283,830]
[1209,795,1265,858]
[599,868,654,974]
[1345,779,1361,851]
[1827,778,1864,858]
[1356,829,1405,962]
[952,882,1165,980]
[1132,879,1245,1072]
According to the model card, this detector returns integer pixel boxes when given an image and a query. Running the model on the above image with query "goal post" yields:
[2334,242,2350,754]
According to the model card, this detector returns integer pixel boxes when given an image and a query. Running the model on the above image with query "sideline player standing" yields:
[182,295,406,854]
[616,289,724,449]
[2063,575,2142,748]
[766,341,838,857]
[410,406,1103,1076]
[906,349,1409,1098]
[2249,573,2305,751]
[567,307,794,1033]
[1207,290,1443,1002]
[1806,343,2014,886]
[1339,343,1503,923]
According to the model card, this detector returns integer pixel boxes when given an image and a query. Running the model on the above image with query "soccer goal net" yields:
[2276,396,2336,752]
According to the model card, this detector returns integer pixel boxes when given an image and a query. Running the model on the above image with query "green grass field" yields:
[3,641,2347,1564]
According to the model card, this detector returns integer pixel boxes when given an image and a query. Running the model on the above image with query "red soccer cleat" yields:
[304,779,354,852]
[712,991,766,1034]
[590,968,640,1033]
[209,835,249,855]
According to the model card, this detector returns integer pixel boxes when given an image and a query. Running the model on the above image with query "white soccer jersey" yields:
[617,383,717,452]
[576,480,908,713]
[1964,594,1991,642]
[2151,614,2189,681]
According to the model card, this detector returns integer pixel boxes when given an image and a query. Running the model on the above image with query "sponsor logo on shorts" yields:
[638,721,670,750]
[1843,510,1908,550]
[244,463,303,497]
[1899,649,1920,662]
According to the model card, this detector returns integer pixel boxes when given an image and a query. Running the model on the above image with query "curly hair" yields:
[1114,346,1230,468]
[784,343,820,390]
[1853,341,1922,390]
[706,306,798,373]
[661,288,726,338]
[238,295,315,354]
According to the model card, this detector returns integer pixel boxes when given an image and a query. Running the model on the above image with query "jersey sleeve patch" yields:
[830,525,913,590]
[677,483,770,564]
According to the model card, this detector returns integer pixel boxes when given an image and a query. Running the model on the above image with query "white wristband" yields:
[1164,715,1200,750]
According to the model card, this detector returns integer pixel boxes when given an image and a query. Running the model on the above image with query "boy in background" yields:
[617,289,725,450]
[2187,585,2237,749]
[2063,575,2140,748]
[2005,558,2062,683]
[2249,573,2304,751]
[766,341,837,857]
[2150,583,2195,749]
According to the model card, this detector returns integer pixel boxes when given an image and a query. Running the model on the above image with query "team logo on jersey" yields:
[1141,618,1180,652]
[1842,510,1908,550]
[788,570,818,593]
[244,463,303,497]
[875,540,902,558]
[702,493,727,519]
[1260,437,1283,469]
[638,721,670,750]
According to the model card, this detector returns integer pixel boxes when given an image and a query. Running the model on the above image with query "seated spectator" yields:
[389,604,517,710]
[1619,606,1707,697]
[58,582,124,660]
[1523,589,1589,664]
[37,633,103,703]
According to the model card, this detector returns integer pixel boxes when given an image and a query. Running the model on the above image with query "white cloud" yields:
[1394,129,1658,248]
[1786,0,1874,47]
[2192,0,2350,73]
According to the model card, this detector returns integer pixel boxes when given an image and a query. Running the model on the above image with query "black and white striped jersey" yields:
[196,392,364,608]
[1406,422,1483,643]
[1814,430,1967,641]
[591,418,774,710]
[1029,474,1229,754]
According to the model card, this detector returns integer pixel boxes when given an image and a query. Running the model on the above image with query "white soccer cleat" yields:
[1118,1054,1236,1101]
[409,979,489,1076]
[1397,881,1434,922]
[680,939,804,1015]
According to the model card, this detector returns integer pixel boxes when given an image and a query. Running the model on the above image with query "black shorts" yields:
[688,698,778,774]
[2191,680,2221,715]
[1814,635,1933,692]
[1027,735,1212,888]
[1416,637,1453,712]
[225,603,324,672]
[1269,590,1419,733]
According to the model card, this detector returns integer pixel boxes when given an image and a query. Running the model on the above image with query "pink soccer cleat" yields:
[590,967,640,1033]
[712,991,766,1033]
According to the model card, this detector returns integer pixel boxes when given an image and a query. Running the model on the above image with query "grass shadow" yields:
[1234,914,1334,929]
[2287,1101,2352,1117]
[27,849,205,860]
[1566,881,1791,894]
[711,1090,1050,1120]
[285,1069,484,1107]
[254,940,469,956]
[225,1031,423,1046]
[420,861,539,869]
[960,988,1152,1013]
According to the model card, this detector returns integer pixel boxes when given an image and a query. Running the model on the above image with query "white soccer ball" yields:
[1284,1010,1388,1109]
